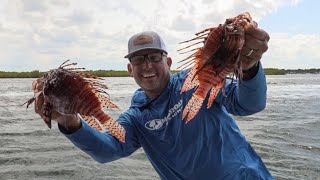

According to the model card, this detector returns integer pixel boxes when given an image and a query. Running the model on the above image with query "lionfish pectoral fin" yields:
[95,92,119,109]
[235,49,243,80]
[43,111,52,129]
[80,114,103,131]
[181,76,198,93]
[21,97,36,109]
[43,102,52,129]
[207,82,224,108]
[43,118,52,129]
[95,112,126,143]
[182,94,205,123]
[181,68,199,93]
[42,109,52,129]
[101,97,119,109]
[22,91,44,109]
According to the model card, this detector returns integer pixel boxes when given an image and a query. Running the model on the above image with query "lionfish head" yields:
[224,12,252,36]
[42,68,66,96]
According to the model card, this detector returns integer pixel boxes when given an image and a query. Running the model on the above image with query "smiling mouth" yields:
[142,74,156,78]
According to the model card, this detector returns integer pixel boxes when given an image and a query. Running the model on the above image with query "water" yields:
[0,74,319,180]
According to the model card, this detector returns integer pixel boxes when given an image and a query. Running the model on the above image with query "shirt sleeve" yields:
[215,62,267,116]
[59,113,141,163]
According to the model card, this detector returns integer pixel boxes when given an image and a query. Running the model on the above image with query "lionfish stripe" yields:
[80,95,101,115]
[199,69,224,85]
[80,114,103,131]
[197,72,215,84]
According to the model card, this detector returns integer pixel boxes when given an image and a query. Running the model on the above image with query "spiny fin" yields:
[207,81,224,108]
[97,113,126,143]
[87,79,108,89]
[74,71,104,80]
[181,67,199,93]
[95,92,119,109]
[182,94,205,123]
[81,114,103,131]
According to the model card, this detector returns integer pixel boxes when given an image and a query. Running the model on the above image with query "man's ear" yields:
[127,63,133,76]
[166,57,172,69]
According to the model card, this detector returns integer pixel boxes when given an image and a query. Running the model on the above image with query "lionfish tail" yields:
[182,94,205,123]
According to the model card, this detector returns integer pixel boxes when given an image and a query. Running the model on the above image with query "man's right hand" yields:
[32,78,81,133]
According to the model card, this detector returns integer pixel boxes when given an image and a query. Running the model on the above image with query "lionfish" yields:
[178,12,255,123]
[23,60,126,143]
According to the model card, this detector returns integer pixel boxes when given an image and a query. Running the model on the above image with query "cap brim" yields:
[124,48,167,58]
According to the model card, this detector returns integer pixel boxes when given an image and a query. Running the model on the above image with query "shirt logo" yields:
[145,119,164,130]
[145,100,182,130]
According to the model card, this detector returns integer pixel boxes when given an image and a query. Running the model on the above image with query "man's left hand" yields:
[240,21,270,70]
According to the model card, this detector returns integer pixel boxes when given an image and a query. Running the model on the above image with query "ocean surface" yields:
[0,74,319,180]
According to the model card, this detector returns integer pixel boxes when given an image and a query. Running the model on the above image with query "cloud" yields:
[264,33,320,69]
[171,16,196,32]
[0,0,315,71]
[21,0,48,12]
[63,10,94,26]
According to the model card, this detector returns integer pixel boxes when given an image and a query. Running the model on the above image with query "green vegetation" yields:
[263,68,286,75]
[263,68,320,75]
[82,70,129,77]
[0,68,319,78]
[0,70,130,78]
[0,70,44,78]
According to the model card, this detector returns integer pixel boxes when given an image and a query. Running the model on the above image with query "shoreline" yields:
[0,69,319,78]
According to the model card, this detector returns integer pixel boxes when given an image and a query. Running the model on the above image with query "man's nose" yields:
[141,57,152,68]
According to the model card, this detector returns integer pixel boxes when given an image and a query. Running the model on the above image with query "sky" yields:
[0,0,319,71]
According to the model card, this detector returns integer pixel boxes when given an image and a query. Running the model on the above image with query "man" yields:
[34,25,272,179]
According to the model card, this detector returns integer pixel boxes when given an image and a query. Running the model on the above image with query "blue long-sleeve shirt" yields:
[62,63,273,180]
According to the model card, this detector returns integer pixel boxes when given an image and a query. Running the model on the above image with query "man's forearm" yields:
[237,61,267,114]
[218,62,267,116]
[242,61,260,80]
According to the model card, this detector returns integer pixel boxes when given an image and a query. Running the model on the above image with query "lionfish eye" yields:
[225,19,233,24]
[243,17,251,23]
[225,25,234,32]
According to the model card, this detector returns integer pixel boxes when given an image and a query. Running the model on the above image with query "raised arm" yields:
[215,21,270,116]
[215,62,267,116]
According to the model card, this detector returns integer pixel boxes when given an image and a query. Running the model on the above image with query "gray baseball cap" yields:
[124,31,168,58]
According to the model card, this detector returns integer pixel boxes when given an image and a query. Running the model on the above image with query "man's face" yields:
[127,49,172,98]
